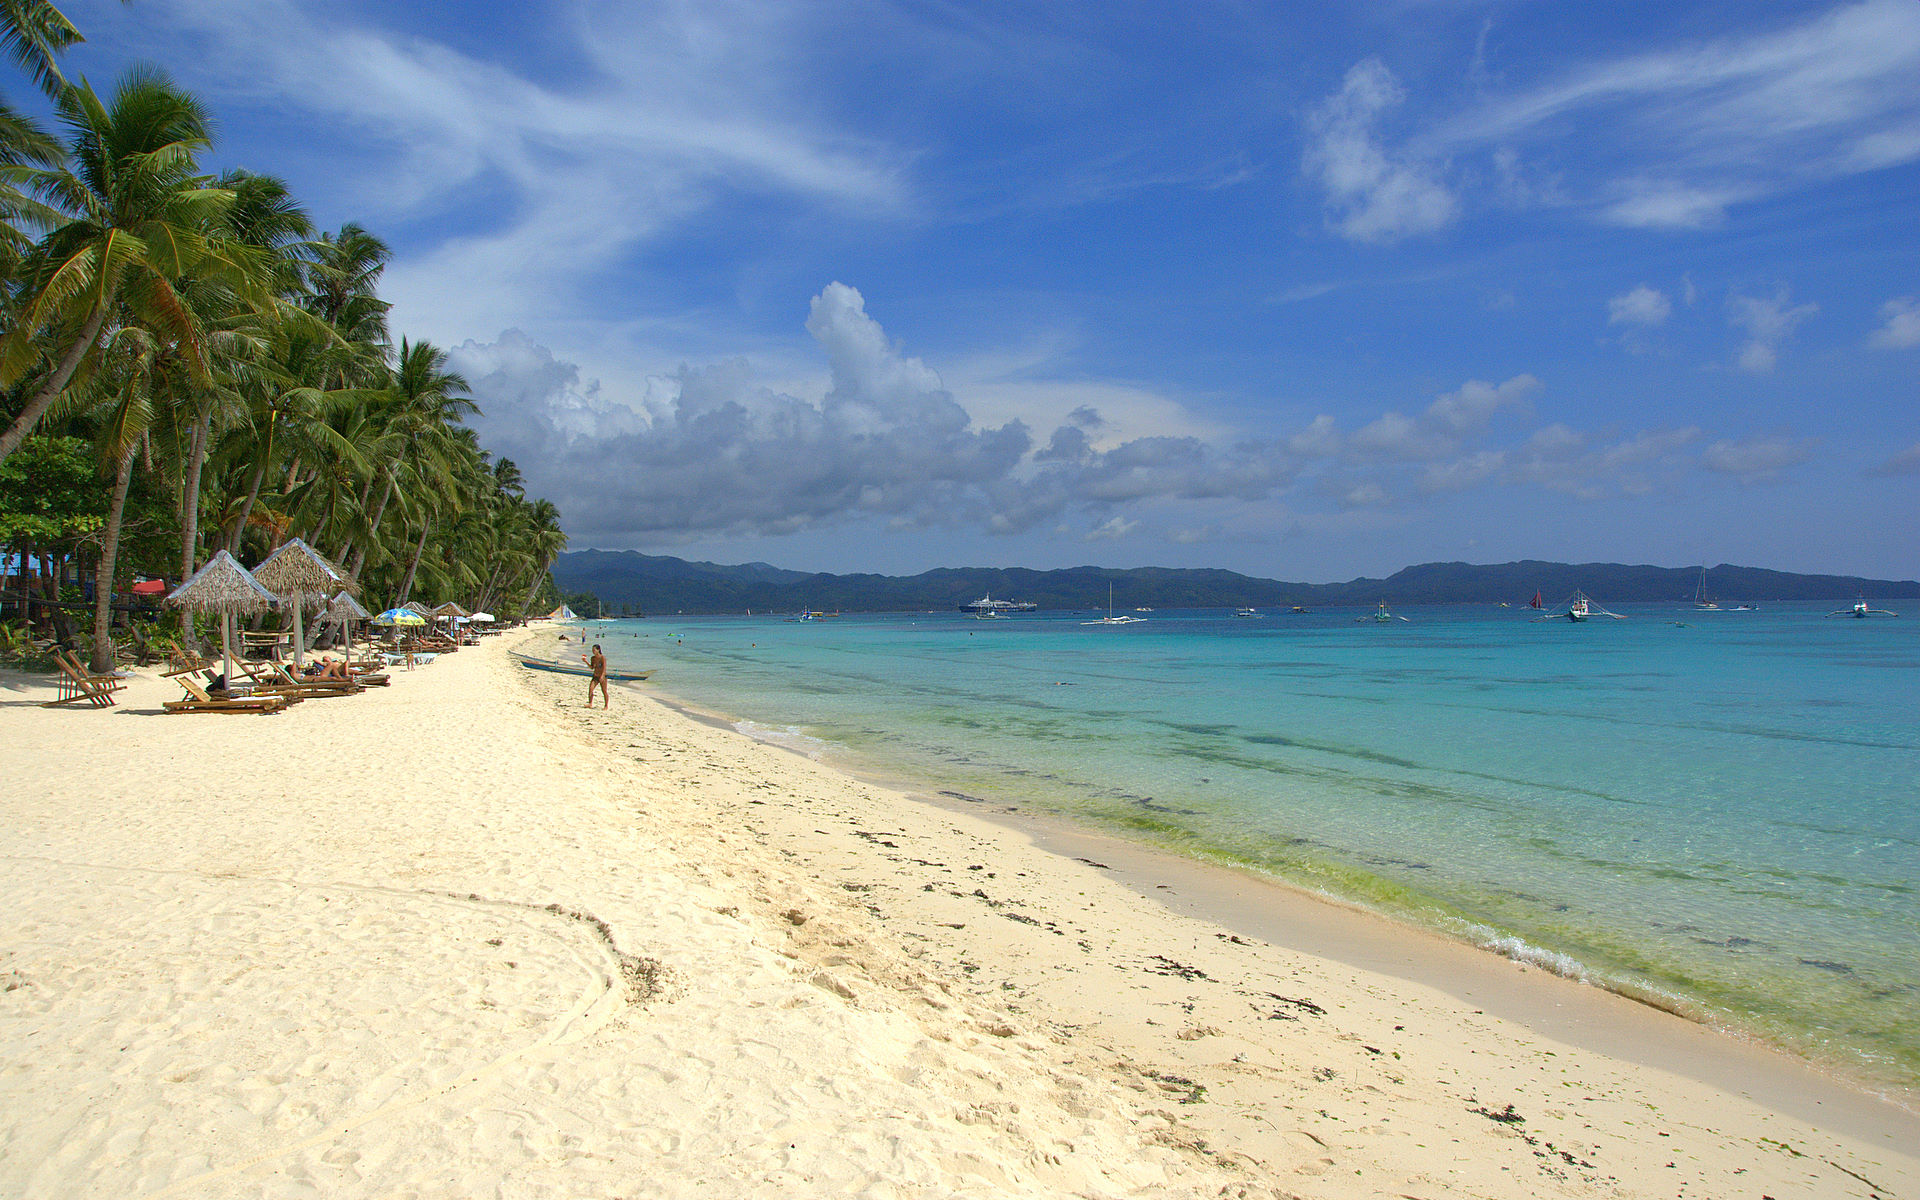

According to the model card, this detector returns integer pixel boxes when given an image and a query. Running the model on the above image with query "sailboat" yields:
[1357,601,1409,623]
[1693,568,1720,610]
[1081,583,1146,625]
[1528,589,1543,611]
[1533,589,1625,622]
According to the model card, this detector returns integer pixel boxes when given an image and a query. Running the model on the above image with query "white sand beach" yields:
[2,632,1915,1199]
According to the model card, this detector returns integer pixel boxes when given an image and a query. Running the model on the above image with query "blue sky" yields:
[55,0,1920,580]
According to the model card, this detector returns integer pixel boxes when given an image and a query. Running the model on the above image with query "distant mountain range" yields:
[552,550,1920,615]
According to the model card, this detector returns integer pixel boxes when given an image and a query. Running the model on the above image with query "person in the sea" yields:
[584,643,609,708]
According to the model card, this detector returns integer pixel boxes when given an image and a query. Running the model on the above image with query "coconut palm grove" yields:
[0,4,568,669]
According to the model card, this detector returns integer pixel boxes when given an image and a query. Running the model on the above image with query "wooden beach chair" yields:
[40,650,126,709]
[248,660,365,698]
[163,673,292,715]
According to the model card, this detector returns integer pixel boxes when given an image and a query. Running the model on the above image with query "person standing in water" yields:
[584,643,609,708]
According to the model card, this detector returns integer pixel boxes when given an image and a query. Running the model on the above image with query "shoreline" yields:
[533,631,1920,1187]
[632,650,1920,1132]
[5,633,1917,1197]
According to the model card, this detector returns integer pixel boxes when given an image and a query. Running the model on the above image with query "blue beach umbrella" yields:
[372,608,427,626]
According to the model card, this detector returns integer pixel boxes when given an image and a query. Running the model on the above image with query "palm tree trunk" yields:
[90,443,137,672]
[179,404,210,582]
[226,424,276,552]
[342,473,396,581]
[0,303,112,467]
[396,518,431,604]
[520,559,552,615]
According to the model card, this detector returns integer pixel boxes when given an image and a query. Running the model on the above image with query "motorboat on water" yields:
[1358,602,1408,623]
[1234,607,1261,618]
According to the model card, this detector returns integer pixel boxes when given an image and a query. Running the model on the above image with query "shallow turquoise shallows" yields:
[588,602,1919,1089]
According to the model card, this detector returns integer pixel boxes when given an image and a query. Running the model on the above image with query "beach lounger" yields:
[40,650,126,708]
[163,673,292,715]
[247,660,364,698]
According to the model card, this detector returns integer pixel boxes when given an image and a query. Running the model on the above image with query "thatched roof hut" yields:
[166,550,280,615]
[165,551,279,683]
[431,600,470,618]
[402,601,432,616]
[253,538,352,604]
[325,591,371,622]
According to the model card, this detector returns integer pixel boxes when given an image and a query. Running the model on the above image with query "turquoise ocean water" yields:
[584,602,1918,1090]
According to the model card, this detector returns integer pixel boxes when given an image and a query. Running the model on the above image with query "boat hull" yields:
[512,653,655,682]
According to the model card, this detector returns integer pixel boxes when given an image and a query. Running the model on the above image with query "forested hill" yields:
[552,551,1920,615]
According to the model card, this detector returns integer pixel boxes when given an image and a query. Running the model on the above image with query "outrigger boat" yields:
[511,651,656,681]
[1533,589,1625,622]
[1828,598,1898,619]
[1358,601,1408,623]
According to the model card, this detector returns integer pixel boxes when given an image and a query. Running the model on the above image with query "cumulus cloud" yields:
[1608,285,1673,326]
[1346,375,1537,461]
[1422,450,1507,493]
[1701,435,1816,480]
[1083,516,1138,541]
[1869,442,1920,475]
[1871,296,1920,348]
[460,284,1028,542]
[1510,426,1702,499]
[1728,288,1817,373]
[459,283,1314,546]
[1302,59,1457,244]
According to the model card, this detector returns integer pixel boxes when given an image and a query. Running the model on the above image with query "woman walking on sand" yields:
[584,643,609,708]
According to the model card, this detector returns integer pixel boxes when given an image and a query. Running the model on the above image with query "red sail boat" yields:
[1528,589,1543,610]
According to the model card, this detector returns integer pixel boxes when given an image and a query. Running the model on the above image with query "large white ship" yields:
[958,593,1037,613]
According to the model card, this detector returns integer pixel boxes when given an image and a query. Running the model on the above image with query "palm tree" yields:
[0,67,251,467]
[77,318,159,670]
[1,1,87,99]
[516,497,567,616]
[171,171,312,581]
[350,338,472,592]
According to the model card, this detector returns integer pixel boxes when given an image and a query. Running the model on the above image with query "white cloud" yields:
[1428,0,1920,228]
[1869,442,1920,475]
[1421,450,1506,493]
[1083,516,1138,542]
[1302,59,1457,244]
[1701,435,1816,480]
[1870,296,1920,348]
[1728,288,1818,373]
[1608,285,1673,326]
[1287,414,1342,458]
[1427,375,1539,432]
[138,0,907,343]
[1346,374,1536,461]
[459,283,1311,545]
[1511,426,1701,499]
[1340,483,1392,509]
[1600,184,1742,231]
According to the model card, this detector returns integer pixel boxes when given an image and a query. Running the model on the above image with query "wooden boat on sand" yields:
[512,651,656,681]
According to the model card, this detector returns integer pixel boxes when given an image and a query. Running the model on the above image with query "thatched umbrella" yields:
[325,590,371,667]
[402,600,432,617]
[253,538,352,670]
[166,550,280,686]
[431,600,470,618]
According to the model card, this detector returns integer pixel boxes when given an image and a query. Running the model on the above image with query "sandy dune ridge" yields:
[0,632,1913,1198]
